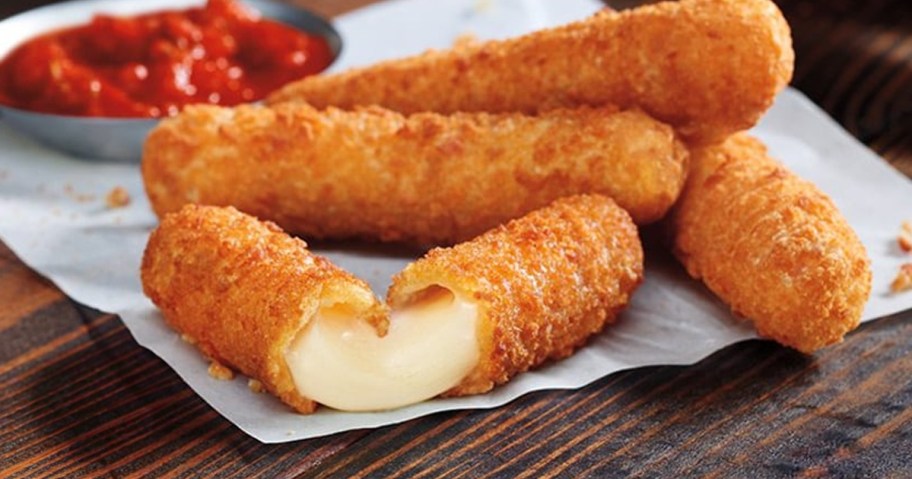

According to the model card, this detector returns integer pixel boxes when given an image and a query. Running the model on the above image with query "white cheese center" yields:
[285,290,479,411]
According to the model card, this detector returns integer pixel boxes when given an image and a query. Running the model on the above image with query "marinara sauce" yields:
[0,0,333,117]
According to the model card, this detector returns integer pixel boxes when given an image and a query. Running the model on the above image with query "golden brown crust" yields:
[140,204,387,414]
[268,0,793,145]
[142,102,687,243]
[143,198,643,411]
[388,195,644,395]
[669,134,871,353]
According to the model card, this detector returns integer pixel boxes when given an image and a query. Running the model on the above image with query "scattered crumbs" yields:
[63,183,96,203]
[286,430,295,436]
[180,333,197,345]
[899,221,912,253]
[0,169,8,180]
[208,362,235,380]
[248,379,265,394]
[106,186,131,208]
[891,263,912,293]
[113,215,123,225]
[51,207,61,216]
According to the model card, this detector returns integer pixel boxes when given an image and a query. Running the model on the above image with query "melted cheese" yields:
[285,291,479,411]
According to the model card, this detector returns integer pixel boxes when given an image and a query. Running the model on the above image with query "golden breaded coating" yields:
[142,102,687,244]
[141,204,388,414]
[143,197,642,412]
[669,135,871,353]
[388,195,644,395]
[267,0,793,145]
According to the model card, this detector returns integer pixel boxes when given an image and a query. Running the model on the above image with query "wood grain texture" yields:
[1,0,910,477]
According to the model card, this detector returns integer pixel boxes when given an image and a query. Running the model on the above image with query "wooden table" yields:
[2,1,910,477]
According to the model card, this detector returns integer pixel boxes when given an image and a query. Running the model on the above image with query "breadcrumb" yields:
[891,264,912,293]
[106,186,131,208]
[899,221,912,252]
[248,379,265,394]
[208,362,235,380]
[63,184,95,203]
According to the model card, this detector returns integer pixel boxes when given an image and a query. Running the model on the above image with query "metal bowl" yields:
[0,0,341,163]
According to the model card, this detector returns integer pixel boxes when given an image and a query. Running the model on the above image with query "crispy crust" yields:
[140,204,388,413]
[268,0,793,145]
[669,135,871,352]
[388,195,644,395]
[143,197,643,411]
[142,103,687,243]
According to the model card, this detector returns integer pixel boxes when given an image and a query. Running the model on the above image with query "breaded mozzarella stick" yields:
[141,195,643,412]
[140,204,388,414]
[387,195,643,395]
[669,135,871,352]
[267,0,793,145]
[142,103,686,244]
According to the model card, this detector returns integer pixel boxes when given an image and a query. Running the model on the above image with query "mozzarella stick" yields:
[142,102,687,244]
[142,196,643,412]
[140,204,389,414]
[669,135,871,352]
[267,0,793,144]
[387,195,643,395]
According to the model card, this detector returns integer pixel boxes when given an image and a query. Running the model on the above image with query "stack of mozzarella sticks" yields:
[140,0,872,414]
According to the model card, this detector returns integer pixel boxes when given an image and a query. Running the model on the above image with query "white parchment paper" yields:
[1,0,910,443]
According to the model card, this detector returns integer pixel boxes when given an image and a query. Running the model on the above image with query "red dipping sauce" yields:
[0,0,333,117]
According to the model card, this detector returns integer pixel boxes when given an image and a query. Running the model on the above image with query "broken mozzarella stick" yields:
[141,195,643,413]
[669,134,872,353]
[142,102,687,244]
[140,204,388,414]
[267,0,793,144]
[387,195,644,396]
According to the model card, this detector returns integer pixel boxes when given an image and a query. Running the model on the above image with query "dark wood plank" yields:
[0,0,910,477]
[779,0,912,175]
